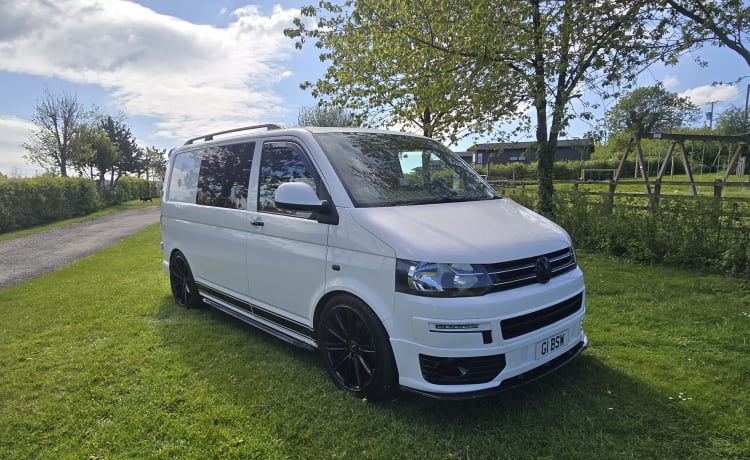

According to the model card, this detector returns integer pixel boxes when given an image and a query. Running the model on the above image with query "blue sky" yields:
[1,1,748,177]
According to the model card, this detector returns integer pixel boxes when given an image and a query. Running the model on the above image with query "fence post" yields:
[712,179,724,238]
[654,178,661,207]
[713,179,723,201]
[606,179,615,214]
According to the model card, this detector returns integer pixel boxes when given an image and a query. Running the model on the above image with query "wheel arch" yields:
[312,290,350,341]
[312,289,393,342]
[168,246,189,263]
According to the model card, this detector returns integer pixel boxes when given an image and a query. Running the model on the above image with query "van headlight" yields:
[395,259,492,297]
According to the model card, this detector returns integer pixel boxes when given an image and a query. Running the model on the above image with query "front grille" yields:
[501,292,584,339]
[419,353,506,385]
[484,247,577,294]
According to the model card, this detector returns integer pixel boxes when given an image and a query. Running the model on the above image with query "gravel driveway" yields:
[0,206,161,290]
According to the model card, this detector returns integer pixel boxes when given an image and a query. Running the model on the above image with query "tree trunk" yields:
[421,107,433,138]
[537,142,556,216]
[531,0,555,216]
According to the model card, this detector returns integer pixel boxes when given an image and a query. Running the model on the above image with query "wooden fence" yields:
[488,178,750,202]
[488,178,750,223]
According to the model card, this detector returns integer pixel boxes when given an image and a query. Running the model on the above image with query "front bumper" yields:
[402,334,588,400]
[388,269,587,398]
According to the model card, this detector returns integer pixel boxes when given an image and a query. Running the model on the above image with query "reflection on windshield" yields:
[315,132,497,207]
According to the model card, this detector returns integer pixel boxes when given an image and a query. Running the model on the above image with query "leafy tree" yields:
[715,106,749,134]
[285,1,520,141]
[70,124,121,185]
[603,84,701,135]
[23,88,85,177]
[145,146,168,181]
[522,0,652,214]
[68,125,97,179]
[655,0,750,68]
[288,0,658,214]
[98,115,144,183]
[296,105,359,127]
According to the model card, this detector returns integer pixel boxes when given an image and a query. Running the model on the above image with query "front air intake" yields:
[419,354,506,385]
[501,292,584,339]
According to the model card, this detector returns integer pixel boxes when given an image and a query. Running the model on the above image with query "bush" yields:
[0,177,103,233]
[504,188,750,279]
[112,176,154,204]
[0,176,154,234]
[476,158,685,181]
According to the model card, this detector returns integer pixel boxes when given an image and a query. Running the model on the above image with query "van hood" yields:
[349,198,572,263]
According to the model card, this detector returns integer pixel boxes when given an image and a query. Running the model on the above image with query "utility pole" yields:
[744,83,749,131]
[707,101,715,129]
[711,76,750,131]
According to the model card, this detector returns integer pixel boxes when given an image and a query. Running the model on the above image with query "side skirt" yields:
[198,287,316,352]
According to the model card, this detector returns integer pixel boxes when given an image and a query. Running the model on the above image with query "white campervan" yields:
[161,125,587,400]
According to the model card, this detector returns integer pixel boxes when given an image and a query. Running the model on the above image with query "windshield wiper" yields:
[404,196,479,205]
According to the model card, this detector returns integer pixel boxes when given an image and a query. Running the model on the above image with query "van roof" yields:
[181,125,425,146]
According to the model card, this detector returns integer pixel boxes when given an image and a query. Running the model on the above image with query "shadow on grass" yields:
[151,296,725,459]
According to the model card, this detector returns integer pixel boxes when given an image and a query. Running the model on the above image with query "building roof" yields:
[468,139,593,151]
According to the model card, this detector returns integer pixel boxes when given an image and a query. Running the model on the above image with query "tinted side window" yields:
[167,151,201,203]
[258,141,317,218]
[196,142,255,209]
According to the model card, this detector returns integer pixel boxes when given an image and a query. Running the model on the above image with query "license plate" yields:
[535,330,568,360]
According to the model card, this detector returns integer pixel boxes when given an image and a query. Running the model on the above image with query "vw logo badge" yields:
[535,257,551,284]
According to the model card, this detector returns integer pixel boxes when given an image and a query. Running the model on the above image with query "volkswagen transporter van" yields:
[160,124,587,400]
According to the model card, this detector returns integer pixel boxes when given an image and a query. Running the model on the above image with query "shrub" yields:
[505,188,750,279]
[476,158,684,181]
[0,175,156,233]
[0,177,102,233]
[113,176,154,204]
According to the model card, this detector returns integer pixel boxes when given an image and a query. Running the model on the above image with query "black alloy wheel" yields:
[318,295,397,400]
[169,251,202,308]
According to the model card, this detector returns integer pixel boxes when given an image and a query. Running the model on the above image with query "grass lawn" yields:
[572,174,749,200]
[1,224,748,459]
[499,172,750,200]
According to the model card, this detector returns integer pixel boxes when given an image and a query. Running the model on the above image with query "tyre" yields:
[317,294,397,401]
[169,251,203,308]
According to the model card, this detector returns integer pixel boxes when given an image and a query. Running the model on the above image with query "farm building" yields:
[463,139,594,165]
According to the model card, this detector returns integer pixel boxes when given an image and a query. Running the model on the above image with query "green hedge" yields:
[506,188,750,279]
[113,176,156,203]
[0,177,101,233]
[477,159,689,181]
[0,176,154,233]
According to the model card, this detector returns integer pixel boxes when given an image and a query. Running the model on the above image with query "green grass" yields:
[0,199,160,242]
[523,172,750,199]
[1,225,748,459]
[572,175,749,199]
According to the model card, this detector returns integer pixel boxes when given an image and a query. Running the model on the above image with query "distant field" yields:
[492,172,750,200]
[1,225,748,459]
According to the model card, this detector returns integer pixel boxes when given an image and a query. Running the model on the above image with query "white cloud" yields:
[0,116,38,177]
[662,76,679,89]
[0,0,305,141]
[680,84,739,107]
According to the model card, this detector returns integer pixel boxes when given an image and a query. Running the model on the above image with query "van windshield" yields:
[314,132,497,208]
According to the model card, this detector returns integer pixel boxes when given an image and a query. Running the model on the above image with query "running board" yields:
[202,297,316,351]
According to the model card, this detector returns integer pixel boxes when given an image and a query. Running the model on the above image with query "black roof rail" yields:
[184,124,283,145]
